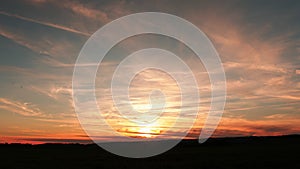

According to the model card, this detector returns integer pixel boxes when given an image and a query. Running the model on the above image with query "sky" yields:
[0,0,300,144]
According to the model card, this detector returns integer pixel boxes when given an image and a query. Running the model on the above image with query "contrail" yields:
[0,11,91,37]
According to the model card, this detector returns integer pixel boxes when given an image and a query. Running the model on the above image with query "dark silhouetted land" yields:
[1,135,300,169]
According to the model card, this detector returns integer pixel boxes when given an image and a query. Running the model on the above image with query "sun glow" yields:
[103,69,182,139]
[137,125,160,138]
[117,123,162,139]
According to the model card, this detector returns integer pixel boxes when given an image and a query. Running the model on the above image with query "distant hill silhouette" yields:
[1,135,299,169]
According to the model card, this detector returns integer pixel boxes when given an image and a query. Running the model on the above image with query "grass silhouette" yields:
[0,135,299,169]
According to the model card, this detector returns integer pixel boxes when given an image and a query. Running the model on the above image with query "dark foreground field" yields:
[1,135,300,169]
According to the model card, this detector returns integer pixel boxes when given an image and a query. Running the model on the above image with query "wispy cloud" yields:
[0,98,43,117]
[0,11,90,36]
[64,1,109,22]
[0,28,41,53]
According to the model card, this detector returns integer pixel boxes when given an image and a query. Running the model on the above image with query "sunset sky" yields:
[1,0,300,144]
